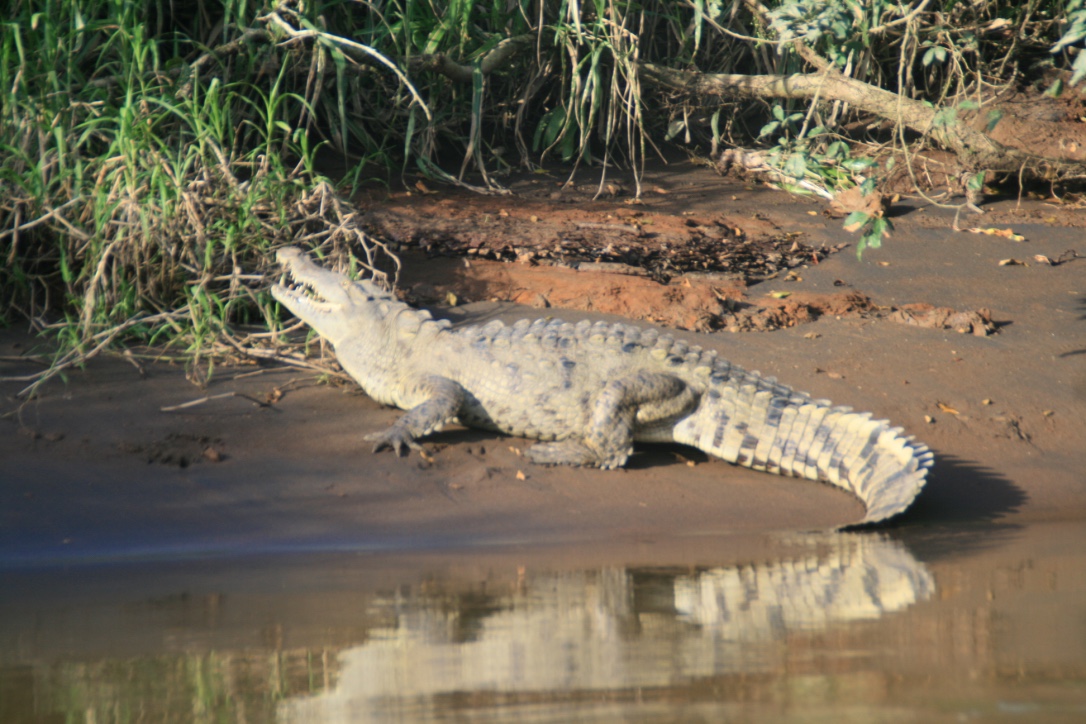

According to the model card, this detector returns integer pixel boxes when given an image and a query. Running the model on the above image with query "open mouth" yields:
[276,269,325,304]
[271,248,359,314]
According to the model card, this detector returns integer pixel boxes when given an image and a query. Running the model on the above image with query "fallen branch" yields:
[636,62,1086,178]
[408,34,536,83]
[161,391,273,412]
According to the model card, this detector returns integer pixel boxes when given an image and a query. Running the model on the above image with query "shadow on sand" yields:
[1060,292,1086,358]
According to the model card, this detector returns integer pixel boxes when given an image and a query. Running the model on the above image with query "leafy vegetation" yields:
[2,1,1084,391]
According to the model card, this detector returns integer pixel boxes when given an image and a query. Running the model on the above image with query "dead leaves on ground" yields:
[966,226,1027,242]
[999,250,1082,267]
[827,185,890,227]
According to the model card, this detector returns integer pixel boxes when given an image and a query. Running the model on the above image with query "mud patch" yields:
[119,433,226,468]
[366,183,1000,335]
[364,188,844,284]
[403,254,743,331]
[886,304,996,336]
[404,256,999,335]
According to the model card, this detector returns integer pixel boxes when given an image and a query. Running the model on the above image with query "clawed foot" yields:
[365,428,424,457]
[524,440,631,470]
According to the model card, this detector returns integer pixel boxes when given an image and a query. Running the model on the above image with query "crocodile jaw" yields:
[271,247,360,344]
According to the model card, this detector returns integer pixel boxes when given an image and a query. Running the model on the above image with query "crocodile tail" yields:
[673,375,933,526]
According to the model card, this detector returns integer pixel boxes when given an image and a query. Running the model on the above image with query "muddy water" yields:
[3,522,1086,723]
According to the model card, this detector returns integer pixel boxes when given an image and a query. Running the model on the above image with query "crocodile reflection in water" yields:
[280,533,934,721]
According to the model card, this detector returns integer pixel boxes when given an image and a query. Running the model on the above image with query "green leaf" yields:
[666,119,687,141]
[783,153,807,180]
[967,172,985,191]
[1051,25,1086,54]
[856,236,869,260]
[843,210,868,230]
[933,107,958,128]
[1072,52,1086,86]
[758,120,780,138]
[533,107,566,152]
[843,157,876,172]
[985,109,1004,132]
[826,140,849,159]
[958,100,979,111]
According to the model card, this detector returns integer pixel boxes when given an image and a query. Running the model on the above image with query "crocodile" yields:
[271,246,933,525]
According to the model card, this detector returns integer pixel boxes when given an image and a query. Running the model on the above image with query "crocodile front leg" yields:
[365,375,466,456]
[525,371,699,469]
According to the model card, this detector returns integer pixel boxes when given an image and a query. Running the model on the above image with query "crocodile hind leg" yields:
[525,371,699,469]
[365,375,466,456]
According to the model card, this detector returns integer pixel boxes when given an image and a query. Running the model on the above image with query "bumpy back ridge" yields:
[452,314,930,524]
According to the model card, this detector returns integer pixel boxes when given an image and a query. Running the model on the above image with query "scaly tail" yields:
[672,371,933,526]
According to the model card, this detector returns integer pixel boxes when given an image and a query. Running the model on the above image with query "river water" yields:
[3,521,1086,722]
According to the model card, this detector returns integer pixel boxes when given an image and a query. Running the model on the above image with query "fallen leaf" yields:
[769,291,791,299]
[529,214,539,222]
[516,470,527,480]
[653,186,669,194]
[827,371,844,380]
[414,180,439,195]
[827,185,888,219]
[998,258,1024,266]
[509,446,522,456]
[982,398,993,405]
[1043,410,1055,417]
[876,261,891,267]
[807,210,818,216]
[803,332,821,339]
[967,227,1026,241]
[1033,255,1053,265]
[924,415,935,424]
[784,271,803,282]
[445,291,459,306]
[937,402,960,415]
[498,208,510,217]
[843,216,866,233]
